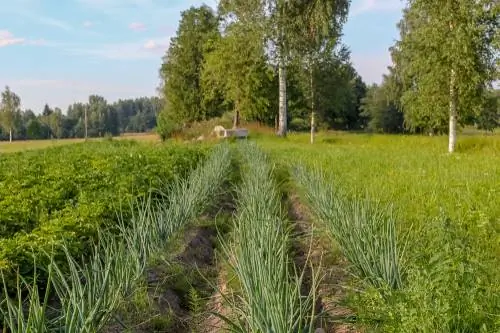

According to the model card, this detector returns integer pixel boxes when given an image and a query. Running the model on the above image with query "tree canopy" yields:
[2,1,499,146]
[391,0,499,150]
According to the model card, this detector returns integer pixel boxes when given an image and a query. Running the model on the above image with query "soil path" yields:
[287,191,360,333]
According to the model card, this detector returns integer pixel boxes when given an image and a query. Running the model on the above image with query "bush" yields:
[156,111,183,141]
[289,117,310,131]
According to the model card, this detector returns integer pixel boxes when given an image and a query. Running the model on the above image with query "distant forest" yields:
[0,90,160,141]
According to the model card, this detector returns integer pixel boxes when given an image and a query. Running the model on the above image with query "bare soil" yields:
[287,192,360,333]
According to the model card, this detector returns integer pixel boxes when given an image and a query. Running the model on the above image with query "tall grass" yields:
[218,142,318,332]
[260,133,500,332]
[0,143,232,332]
[293,166,405,290]
[1,263,53,333]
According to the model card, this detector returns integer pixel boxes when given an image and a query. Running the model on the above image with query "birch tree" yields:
[392,0,498,152]
[219,0,350,137]
[0,86,21,142]
[291,0,349,142]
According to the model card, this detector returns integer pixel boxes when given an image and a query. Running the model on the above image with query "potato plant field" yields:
[0,135,499,333]
[0,140,207,280]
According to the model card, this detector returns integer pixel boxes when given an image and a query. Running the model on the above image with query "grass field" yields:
[259,133,500,332]
[0,131,498,332]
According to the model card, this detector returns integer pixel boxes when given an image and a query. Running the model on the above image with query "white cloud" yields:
[0,30,25,47]
[67,37,169,60]
[129,22,146,31]
[143,39,167,50]
[0,30,52,48]
[350,0,404,16]
[83,20,94,28]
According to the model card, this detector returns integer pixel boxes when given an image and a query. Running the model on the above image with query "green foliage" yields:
[0,96,161,141]
[0,143,232,332]
[361,76,405,133]
[217,142,318,332]
[158,5,222,140]
[156,107,183,141]
[392,0,499,133]
[475,89,499,131]
[259,132,500,332]
[201,22,275,127]
[219,0,352,136]
[280,47,368,131]
[0,141,207,282]
[352,215,499,332]
[0,86,21,141]
[289,117,309,131]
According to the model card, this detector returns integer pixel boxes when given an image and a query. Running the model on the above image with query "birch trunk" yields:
[448,68,457,153]
[9,129,12,143]
[277,57,287,137]
[233,108,240,129]
[310,63,315,144]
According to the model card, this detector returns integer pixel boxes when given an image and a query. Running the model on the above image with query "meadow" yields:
[0,132,498,332]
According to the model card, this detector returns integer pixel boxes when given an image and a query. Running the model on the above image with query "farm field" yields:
[0,133,160,154]
[259,133,500,331]
[0,140,207,280]
[0,133,499,332]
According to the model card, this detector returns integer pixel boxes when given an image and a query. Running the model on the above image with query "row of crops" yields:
[212,141,499,332]
[0,142,232,331]
[263,136,500,332]
[1,138,498,332]
[0,141,207,279]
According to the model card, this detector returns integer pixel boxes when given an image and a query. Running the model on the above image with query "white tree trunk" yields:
[277,57,287,137]
[448,68,457,153]
[310,64,315,144]
[310,111,315,144]
[233,108,240,129]
[9,129,12,143]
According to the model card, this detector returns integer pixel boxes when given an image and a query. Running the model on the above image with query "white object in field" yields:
[213,126,248,139]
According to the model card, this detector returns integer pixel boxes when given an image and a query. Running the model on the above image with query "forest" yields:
[0,90,160,141]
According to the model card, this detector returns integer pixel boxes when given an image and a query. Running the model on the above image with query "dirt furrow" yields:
[287,191,360,333]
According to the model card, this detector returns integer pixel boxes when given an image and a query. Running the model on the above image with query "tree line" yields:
[0,87,161,142]
[2,0,497,149]
[157,0,499,151]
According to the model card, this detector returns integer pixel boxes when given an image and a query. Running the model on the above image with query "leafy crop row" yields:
[0,142,232,332]
[0,140,207,280]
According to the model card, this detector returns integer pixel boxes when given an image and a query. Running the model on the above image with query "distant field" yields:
[0,133,160,153]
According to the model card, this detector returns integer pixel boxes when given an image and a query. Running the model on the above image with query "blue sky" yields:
[0,0,405,112]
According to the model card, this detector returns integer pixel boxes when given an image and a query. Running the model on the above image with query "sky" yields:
[0,0,405,112]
